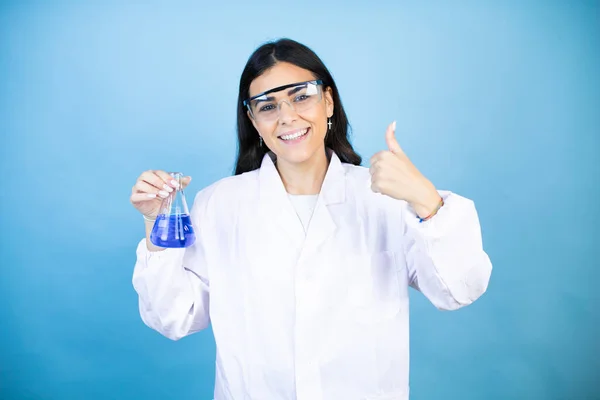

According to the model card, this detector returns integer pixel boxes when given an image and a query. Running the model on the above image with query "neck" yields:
[275,147,329,195]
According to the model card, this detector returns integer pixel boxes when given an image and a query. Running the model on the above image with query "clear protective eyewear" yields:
[243,80,324,122]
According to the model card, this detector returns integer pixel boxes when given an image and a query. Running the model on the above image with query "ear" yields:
[324,87,334,118]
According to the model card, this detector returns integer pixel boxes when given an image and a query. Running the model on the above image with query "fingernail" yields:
[163,184,173,192]
[159,190,169,198]
[147,193,157,198]
[171,179,180,188]
[392,121,396,131]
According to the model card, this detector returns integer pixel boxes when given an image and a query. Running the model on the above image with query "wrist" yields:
[143,214,157,222]
[410,185,441,219]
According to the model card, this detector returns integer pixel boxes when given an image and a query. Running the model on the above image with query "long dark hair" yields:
[234,38,362,175]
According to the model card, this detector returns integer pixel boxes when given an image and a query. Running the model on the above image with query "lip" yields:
[277,127,310,138]
[277,127,310,144]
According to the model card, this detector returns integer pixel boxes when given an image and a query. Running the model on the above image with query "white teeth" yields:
[280,128,308,141]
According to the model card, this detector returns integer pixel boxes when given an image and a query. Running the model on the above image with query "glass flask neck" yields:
[169,172,184,190]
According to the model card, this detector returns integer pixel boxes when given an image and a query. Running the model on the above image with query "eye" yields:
[294,95,310,102]
[259,104,276,112]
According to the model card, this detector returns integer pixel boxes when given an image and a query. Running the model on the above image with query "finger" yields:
[139,170,168,188]
[133,180,171,199]
[139,170,176,193]
[369,161,384,176]
[130,192,161,203]
[369,150,388,166]
[154,172,192,190]
[180,176,192,189]
[154,170,182,189]
[370,181,381,193]
[370,151,395,170]
[385,121,404,155]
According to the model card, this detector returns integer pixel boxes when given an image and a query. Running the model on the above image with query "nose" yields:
[278,100,297,125]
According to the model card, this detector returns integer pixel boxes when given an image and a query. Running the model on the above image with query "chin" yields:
[273,141,323,165]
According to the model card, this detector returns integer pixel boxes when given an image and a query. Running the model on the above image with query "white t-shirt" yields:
[287,194,318,233]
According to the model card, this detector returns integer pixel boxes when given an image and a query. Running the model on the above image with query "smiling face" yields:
[247,62,334,167]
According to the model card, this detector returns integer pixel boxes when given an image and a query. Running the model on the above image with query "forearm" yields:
[133,239,210,339]
[403,191,493,310]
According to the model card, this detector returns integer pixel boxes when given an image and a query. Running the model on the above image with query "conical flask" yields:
[149,172,196,248]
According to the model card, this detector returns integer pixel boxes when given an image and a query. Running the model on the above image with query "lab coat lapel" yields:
[257,150,346,257]
[258,153,306,250]
[301,151,345,258]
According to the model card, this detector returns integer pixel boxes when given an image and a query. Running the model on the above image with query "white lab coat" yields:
[132,150,492,400]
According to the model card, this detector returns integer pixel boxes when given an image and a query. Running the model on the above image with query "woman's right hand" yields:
[130,170,192,219]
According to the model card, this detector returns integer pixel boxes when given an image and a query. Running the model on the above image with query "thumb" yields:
[181,175,192,189]
[385,121,403,154]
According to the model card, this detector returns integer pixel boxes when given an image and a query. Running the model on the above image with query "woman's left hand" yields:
[369,121,442,218]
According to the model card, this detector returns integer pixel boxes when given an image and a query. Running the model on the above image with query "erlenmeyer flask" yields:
[149,172,196,248]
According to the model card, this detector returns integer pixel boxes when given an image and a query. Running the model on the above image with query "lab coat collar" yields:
[258,148,346,253]
[258,147,346,206]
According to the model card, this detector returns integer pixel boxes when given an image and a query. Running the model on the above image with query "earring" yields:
[259,136,263,147]
[327,118,332,130]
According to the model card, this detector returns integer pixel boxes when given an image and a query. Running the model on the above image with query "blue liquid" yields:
[150,214,196,248]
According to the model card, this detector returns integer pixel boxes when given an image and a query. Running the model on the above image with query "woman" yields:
[130,38,492,400]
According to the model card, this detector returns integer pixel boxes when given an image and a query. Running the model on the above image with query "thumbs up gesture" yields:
[369,121,442,218]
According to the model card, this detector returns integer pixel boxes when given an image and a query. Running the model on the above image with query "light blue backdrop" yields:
[1,1,598,399]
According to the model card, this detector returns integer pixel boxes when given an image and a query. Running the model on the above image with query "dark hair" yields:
[234,38,361,175]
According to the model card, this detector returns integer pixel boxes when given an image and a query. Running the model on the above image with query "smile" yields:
[278,128,310,142]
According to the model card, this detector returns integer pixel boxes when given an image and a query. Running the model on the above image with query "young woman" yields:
[130,38,493,400]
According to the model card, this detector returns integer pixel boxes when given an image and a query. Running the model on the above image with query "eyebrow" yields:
[252,85,306,104]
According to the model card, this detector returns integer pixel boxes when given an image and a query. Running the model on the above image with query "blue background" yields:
[1,1,598,399]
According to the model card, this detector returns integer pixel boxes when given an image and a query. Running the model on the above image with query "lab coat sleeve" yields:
[131,189,213,340]
[401,190,492,311]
